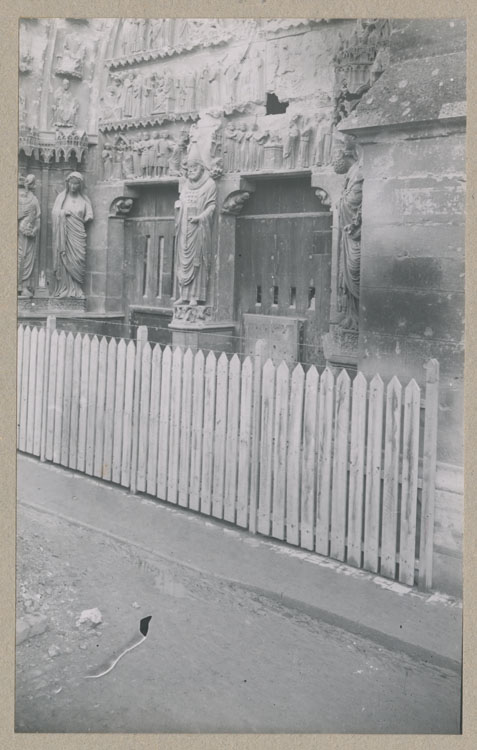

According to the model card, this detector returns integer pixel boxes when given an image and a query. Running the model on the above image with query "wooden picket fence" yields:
[17,319,439,589]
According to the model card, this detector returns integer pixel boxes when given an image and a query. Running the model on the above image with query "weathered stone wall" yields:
[341,18,466,595]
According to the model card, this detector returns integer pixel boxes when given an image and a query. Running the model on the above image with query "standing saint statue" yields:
[333,140,364,331]
[52,172,93,298]
[18,175,41,298]
[52,79,79,127]
[174,160,217,306]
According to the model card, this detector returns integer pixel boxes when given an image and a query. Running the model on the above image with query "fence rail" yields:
[17,319,439,589]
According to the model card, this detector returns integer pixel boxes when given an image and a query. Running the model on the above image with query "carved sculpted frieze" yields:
[220,111,335,175]
[109,18,232,69]
[101,127,190,181]
[332,19,391,125]
[99,44,266,129]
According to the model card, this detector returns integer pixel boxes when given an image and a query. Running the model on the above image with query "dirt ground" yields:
[16,502,461,734]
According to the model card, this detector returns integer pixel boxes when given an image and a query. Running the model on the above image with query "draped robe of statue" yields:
[337,159,363,330]
[18,181,41,295]
[52,176,93,298]
[174,169,217,303]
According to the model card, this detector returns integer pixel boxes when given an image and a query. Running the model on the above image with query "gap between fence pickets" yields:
[17,321,439,589]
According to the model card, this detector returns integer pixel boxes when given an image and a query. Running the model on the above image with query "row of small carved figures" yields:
[100,57,264,122]
[102,133,187,179]
[101,121,334,180]
[117,19,230,58]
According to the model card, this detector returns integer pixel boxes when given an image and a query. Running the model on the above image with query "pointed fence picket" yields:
[257,359,275,536]
[33,327,46,456]
[287,364,304,546]
[17,325,24,446]
[85,336,99,475]
[111,338,126,483]
[188,349,204,512]
[236,355,253,528]
[200,351,217,516]
[130,327,148,494]
[136,341,152,493]
[60,332,74,467]
[102,337,117,480]
[212,352,228,519]
[330,370,351,561]
[17,326,441,590]
[381,376,403,579]
[315,367,334,556]
[178,348,194,508]
[363,374,384,572]
[120,340,136,487]
[347,372,367,568]
[271,361,289,541]
[156,345,172,500]
[399,379,421,585]
[93,337,108,479]
[167,346,183,505]
[300,366,319,550]
[45,329,58,462]
[68,333,81,470]
[26,326,38,455]
[146,344,162,495]
[19,326,31,453]
[224,354,241,523]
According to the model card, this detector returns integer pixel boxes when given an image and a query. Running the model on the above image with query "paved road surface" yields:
[16,503,461,734]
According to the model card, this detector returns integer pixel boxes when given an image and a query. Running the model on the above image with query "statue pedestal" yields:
[169,304,236,354]
[323,325,359,373]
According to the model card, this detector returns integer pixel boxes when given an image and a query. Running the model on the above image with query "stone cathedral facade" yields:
[18,18,465,593]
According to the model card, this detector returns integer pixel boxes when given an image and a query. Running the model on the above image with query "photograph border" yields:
[2,1,475,747]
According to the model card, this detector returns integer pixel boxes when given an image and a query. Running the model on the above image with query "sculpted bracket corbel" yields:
[221,190,251,216]
[310,170,345,207]
[109,196,136,217]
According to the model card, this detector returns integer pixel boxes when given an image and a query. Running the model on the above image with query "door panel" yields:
[125,218,176,308]
[235,178,332,365]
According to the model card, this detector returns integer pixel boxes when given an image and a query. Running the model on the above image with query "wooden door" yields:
[235,177,332,364]
[124,185,178,310]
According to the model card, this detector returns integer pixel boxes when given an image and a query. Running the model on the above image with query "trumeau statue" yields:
[333,138,363,331]
[18,175,41,298]
[174,160,217,306]
[52,172,93,299]
[52,79,79,127]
